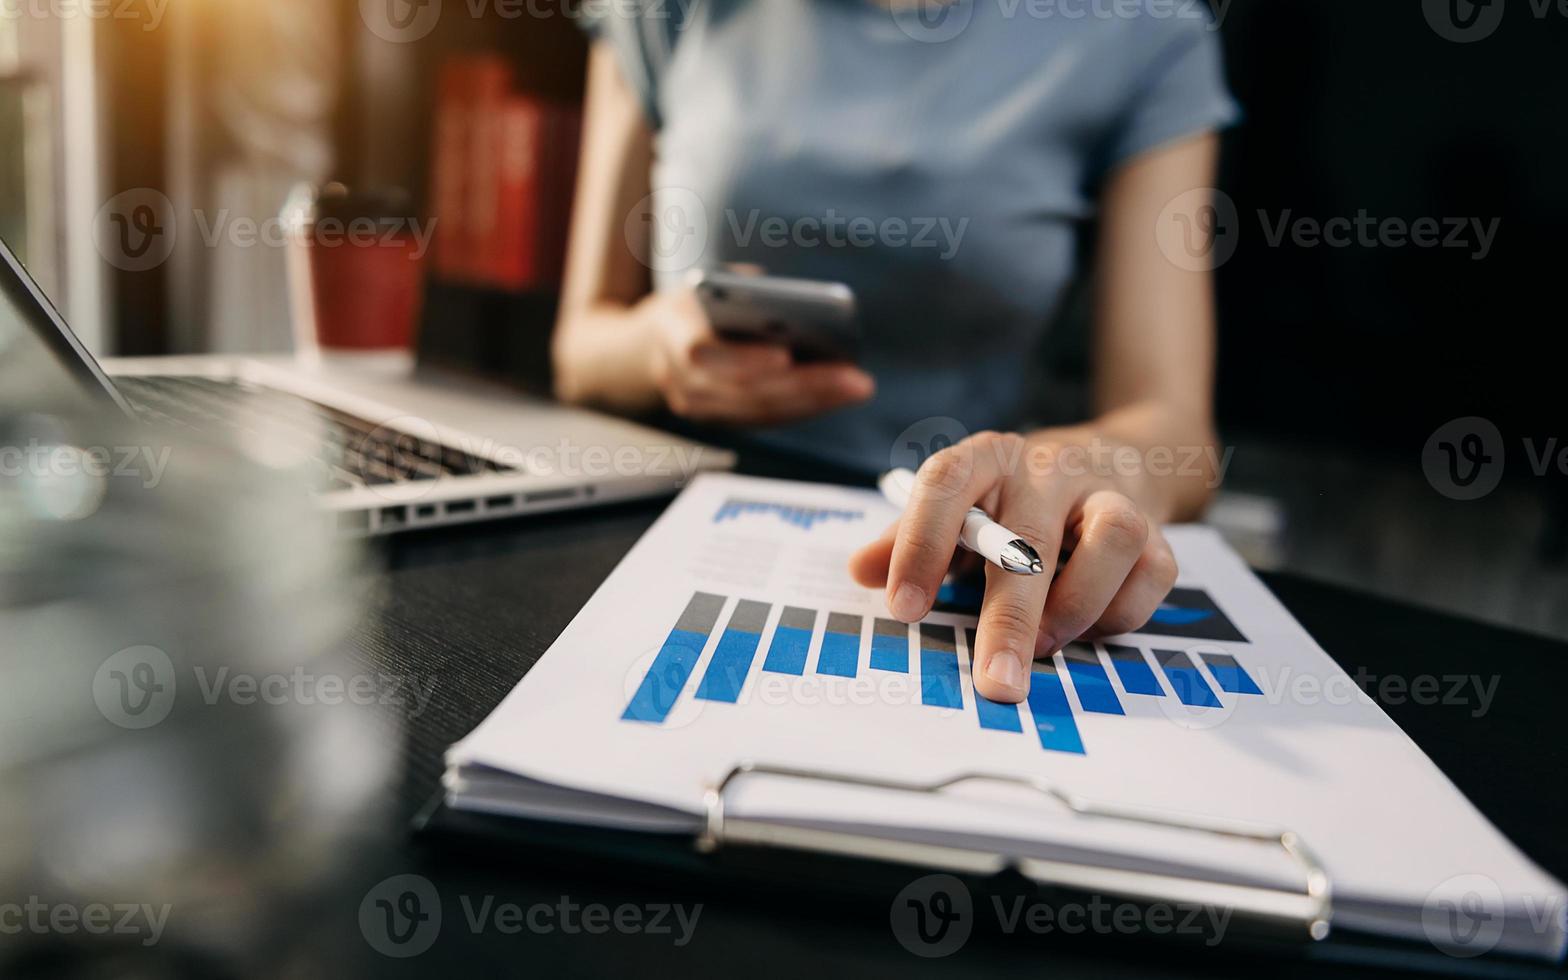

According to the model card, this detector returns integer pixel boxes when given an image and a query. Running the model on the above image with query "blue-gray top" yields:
[587,0,1239,472]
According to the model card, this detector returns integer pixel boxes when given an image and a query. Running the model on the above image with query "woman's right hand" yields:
[640,288,875,426]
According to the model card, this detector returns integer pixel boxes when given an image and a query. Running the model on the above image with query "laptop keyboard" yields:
[116,374,515,492]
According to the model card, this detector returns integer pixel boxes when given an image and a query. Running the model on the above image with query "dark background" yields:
[1213,0,1565,450]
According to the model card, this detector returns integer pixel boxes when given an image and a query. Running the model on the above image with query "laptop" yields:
[0,236,733,533]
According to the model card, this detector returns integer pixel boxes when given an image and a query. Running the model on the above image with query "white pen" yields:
[877,467,1044,575]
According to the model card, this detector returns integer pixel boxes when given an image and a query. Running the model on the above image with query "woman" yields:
[553,0,1239,704]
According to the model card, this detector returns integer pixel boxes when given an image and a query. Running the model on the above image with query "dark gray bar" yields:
[1202,652,1241,670]
[919,623,957,652]
[726,599,770,634]
[1061,642,1099,665]
[1031,658,1062,676]
[1104,643,1144,663]
[1153,648,1195,669]
[778,606,817,631]
[826,612,861,636]
[675,592,727,634]
[874,617,908,639]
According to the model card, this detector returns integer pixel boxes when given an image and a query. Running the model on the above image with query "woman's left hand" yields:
[849,431,1179,704]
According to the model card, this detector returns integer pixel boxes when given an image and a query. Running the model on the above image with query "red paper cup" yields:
[283,183,426,354]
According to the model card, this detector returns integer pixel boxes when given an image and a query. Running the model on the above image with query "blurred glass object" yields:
[0,393,397,977]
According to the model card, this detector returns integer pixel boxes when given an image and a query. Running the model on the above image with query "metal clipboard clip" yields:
[698,762,1332,941]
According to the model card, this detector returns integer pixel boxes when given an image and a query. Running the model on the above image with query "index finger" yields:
[885,432,1019,622]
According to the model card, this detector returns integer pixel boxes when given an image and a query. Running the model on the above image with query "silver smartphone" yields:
[694,271,860,363]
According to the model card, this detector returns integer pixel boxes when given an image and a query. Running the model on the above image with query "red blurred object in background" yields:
[284,183,426,353]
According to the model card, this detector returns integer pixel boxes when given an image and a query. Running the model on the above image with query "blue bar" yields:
[622,593,727,723]
[975,693,1024,732]
[1104,644,1165,697]
[1061,644,1124,715]
[761,606,816,675]
[622,630,709,723]
[816,613,860,677]
[1155,649,1222,708]
[870,619,909,672]
[1202,653,1263,695]
[965,630,1023,731]
[1025,663,1086,754]
[762,629,811,675]
[919,624,962,709]
[695,600,770,702]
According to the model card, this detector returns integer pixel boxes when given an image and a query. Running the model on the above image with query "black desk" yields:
[335,468,1568,979]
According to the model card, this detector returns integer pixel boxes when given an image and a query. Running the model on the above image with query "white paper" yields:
[450,473,1566,959]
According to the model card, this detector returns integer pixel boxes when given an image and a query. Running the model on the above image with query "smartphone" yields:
[694,271,860,363]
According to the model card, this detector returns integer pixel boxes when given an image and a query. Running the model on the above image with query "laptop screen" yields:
[0,239,131,416]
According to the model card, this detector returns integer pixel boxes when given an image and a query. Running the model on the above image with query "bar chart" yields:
[622,592,1268,754]
[712,498,865,531]
[1135,586,1249,643]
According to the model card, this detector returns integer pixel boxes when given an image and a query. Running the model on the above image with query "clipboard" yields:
[693,761,1332,940]
[421,755,1331,943]
[417,761,1564,975]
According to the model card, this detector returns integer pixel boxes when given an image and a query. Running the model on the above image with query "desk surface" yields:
[335,472,1568,978]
